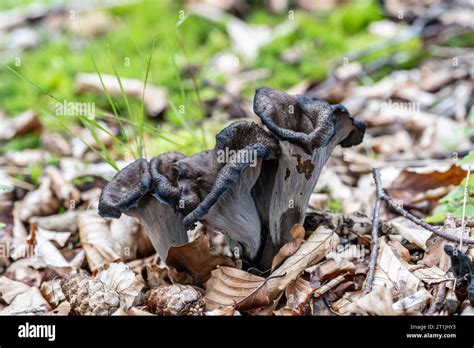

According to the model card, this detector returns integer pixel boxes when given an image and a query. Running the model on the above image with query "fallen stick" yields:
[373,169,474,245]
[426,281,447,315]
[363,168,383,295]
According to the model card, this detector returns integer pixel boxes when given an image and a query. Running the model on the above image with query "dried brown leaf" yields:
[205,266,270,311]
[166,234,235,285]
[267,226,339,300]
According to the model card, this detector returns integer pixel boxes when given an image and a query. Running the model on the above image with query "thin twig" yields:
[426,281,447,315]
[459,166,471,251]
[380,192,474,245]
[363,168,383,295]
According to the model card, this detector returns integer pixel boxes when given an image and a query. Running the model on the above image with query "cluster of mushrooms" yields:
[98,87,366,269]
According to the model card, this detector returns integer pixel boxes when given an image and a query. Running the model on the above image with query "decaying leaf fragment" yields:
[18,178,60,222]
[267,226,339,300]
[96,263,144,308]
[166,233,235,285]
[78,211,122,272]
[271,224,306,271]
[347,286,398,316]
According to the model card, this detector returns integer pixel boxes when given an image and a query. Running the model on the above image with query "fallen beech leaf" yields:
[393,288,431,313]
[205,266,270,311]
[18,178,60,222]
[387,165,467,205]
[40,279,65,308]
[30,211,78,233]
[36,227,71,247]
[0,276,31,303]
[313,258,355,283]
[109,215,140,262]
[44,166,81,204]
[348,286,397,315]
[386,217,432,250]
[96,263,144,308]
[271,224,305,271]
[387,238,411,262]
[371,239,420,296]
[267,226,339,300]
[274,276,313,315]
[0,110,42,141]
[0,287,50,315]
[418,236,451,271]
[166,234,235,285]
[78,211,121,272]
[413,266,449,284]
[75,73,167,117]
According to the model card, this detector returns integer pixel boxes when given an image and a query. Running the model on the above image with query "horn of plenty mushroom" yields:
[98,87,366,269]
[182,121,279,261]
[253,87,366,248]
[99,154,189,260]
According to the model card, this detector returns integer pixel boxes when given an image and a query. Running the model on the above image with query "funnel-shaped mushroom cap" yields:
[253,87,365,154]
[252,87,366,248]
[183,121,279,261]
[98,159,151,219]
[150,152,185,206]
[176,150,221,214]
[99,155,189,261]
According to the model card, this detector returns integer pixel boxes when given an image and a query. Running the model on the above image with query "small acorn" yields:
[144,284,205,316]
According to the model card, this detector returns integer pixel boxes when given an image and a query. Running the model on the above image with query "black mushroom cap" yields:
[253,87,336,155]
[253,87,366,154]
[149,152,185,206]
[333,104,366,148]
[98,159,151,219]
[182,121,279,260]
[252,87,366,248]
[175,150,221,215]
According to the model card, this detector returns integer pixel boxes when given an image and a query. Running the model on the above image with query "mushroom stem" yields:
[125,195,188,260]
[269,141,333,246]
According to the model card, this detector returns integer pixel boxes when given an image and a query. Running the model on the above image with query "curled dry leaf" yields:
[30,210,78,233]
[78,211,121,272]
[387,164,467,206]
[96,263,144,308]
[274,276,313,315]
[145,284,205,315]
[205,266,270,311]
[0,110,42,141]
[18,178,60,222]
[44,166,81,205]
[370,239,420,297]
[347,286,397,316]
[267,226,339,300]
[0,287,50,315]
[109,215,140,262]
[271,224,305,271]
[166,234,235,285]
[36,227,71,247]
[75,73,167,117]
[40,279,65,308]
[386,217,432,250]
[0,275,31,303]
[413,266,449,285]
[393,288,432,313]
